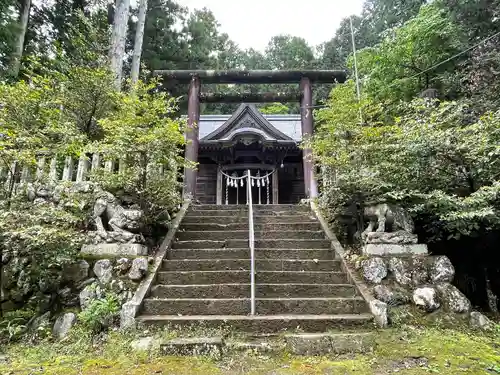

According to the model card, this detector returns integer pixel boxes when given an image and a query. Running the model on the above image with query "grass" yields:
[1,324,499,375]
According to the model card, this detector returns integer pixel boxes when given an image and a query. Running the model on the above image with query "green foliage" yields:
[0,308,34,342]
[88,79,185,225]
[356,4,463,104]
[260,103,290,115]
[78,292,120,333]
[313,81,500,240]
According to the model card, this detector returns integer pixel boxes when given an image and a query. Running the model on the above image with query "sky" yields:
[179,0,364,52]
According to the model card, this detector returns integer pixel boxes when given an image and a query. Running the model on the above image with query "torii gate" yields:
[153,69,347,201]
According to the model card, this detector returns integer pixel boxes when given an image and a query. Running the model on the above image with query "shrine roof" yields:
[199,105,302,142]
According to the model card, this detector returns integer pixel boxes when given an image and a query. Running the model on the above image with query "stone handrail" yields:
[310,200,388,328]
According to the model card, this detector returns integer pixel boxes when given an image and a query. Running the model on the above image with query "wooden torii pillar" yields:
[183,76,201,199]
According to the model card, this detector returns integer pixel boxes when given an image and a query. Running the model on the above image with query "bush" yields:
[78,292,120,333]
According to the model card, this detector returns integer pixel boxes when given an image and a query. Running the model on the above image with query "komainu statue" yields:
[364,203,414,233]
[91,191,145,244]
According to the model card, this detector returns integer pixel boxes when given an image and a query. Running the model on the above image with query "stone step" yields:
[150,283,250,299]
[157,270,249,284]
[180,222,321,232]
[172,240,248,249]
[142,298,250,315]
[177,230,325,241]
[158,332,375,357]
[150,283,359,299]
[182,216,248,224]
[256,271,348,284]
[185,210,247,217]
[255,297,367,315]
[168,249,250,260]
[190,204,308,211]
[255,249,335,260]
[252,210,313,217]
[141,297,367,316]
[157,271,348,285]
[190,205,248,211]
[136,314,374,333]
[256,239,331,249]
[172,239,331,249]
[167,248,335,260]
[256,283,358,298]
[182,215,316,224]
[162,259,342,272]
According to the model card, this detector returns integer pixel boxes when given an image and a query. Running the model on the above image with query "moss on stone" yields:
[1,325,499,374]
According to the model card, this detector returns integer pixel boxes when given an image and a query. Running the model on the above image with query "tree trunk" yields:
[130,0,147,86]
[9,0,31,78]
[109,0,131,90]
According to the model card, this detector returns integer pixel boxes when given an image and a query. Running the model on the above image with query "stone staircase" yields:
[136,204,373,334]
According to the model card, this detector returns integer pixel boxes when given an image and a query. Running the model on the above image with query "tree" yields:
[0,0,17,71]
[362,0,426,38]
[109,0,131,89]
[8,0,31,78]
[265,35,316,70]
[356,4,464,105]
[134,0,186,73]
[260,103,290,115]
[130,0,147,85]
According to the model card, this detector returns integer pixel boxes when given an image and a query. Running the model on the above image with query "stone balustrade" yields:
[0,153,172,194]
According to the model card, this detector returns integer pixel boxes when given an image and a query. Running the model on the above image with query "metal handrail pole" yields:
[247,169,256,315]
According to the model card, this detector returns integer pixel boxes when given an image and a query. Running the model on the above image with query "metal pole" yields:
[350,16,363,124]
[247,169,255,315]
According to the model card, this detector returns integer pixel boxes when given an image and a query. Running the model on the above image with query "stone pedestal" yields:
[362,231,427,256]
[81,243,148,256]
[364,243,428,256]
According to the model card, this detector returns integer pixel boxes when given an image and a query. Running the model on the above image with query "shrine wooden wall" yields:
[278,163,305,204]
[195,162,305,204]
[196,163,217,204]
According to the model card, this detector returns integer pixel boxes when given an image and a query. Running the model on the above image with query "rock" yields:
[76,278,96,290]
[411,257,429,285]
[30,311,51,331]
[388,257,412,286]
[429,256,455,283]
[79,284,97,309]
[469,311,494,331]
[2,251,11,264]
[53,313,77,340]
[131,336,156,351]
[436,283,471,314]
[369,299,388,328]
[365,231,418,244]
[413,286,440,312]
[116,258,132,273]
[93,259,113,285]
[63,260,89,283]
[58,287,72,300]
[161,337,223,358]
[373,285,410,306]
[110,279,125,294]
[361,257,387,284]
[128,257,148,281]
